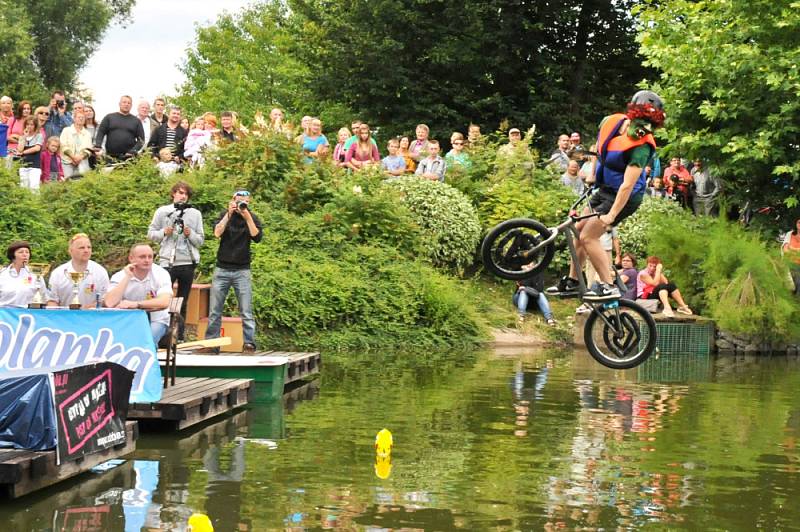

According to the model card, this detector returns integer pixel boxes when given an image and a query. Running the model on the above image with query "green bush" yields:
[0,165,68,264]
[385,176,482,271]
[616,196,699,263]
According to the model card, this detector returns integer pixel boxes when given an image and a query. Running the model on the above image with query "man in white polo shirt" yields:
[105,243,172,345]
[47,233,110,308]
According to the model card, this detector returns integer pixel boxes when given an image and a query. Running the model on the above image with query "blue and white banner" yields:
[0,308,162,403]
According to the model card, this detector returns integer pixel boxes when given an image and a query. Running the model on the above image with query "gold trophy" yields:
[68,270,88,310]
[27,263,51,309]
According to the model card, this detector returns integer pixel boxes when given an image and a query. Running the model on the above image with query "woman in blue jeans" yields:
[512,271,556,326]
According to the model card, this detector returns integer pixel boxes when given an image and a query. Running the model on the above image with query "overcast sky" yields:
[79,0,254,118]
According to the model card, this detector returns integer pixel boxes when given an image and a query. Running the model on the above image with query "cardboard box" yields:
[197,317,243,352]
[185,283,212,325]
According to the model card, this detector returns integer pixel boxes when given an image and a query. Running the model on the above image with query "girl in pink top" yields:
[345,123,379,170]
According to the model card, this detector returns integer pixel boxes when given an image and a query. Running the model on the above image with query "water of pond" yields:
[3,348,800,531]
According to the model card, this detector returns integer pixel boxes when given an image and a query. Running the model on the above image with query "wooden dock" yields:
[128,377,253,431]
[284,351,321,386]
[0,420,138,500]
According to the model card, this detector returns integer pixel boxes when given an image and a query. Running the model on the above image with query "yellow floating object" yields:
[375,455,392,479]
[375,428,393,456]
[188,513,214,532]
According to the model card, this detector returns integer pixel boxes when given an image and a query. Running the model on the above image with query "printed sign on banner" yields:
[53,362,134,464]
[0,308,162,403]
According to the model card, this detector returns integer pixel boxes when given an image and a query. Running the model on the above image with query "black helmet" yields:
[630,90,663,110]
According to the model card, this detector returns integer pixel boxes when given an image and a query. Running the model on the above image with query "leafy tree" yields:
[637,0,800,209]
[26,0,135,91]
[178,0,649,144]
[0,3,48,101]
[177,2,315,122]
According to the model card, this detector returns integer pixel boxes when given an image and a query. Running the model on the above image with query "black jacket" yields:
[215,209,263,269]
[148,123,188,160]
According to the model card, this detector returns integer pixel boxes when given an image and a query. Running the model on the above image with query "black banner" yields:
[54,362,134,464]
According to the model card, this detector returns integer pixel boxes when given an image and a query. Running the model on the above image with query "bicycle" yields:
[481,188,658,369]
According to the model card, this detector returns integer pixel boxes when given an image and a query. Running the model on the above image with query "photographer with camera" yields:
[200,190,263,354]
[148,182,204,340]
[45,90,73,139]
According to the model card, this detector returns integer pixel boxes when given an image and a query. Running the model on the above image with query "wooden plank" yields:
[0,421,138,499]
[158,378,241,405]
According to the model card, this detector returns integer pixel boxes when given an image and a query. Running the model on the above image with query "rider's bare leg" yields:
[579,217,613,285]
[568,209,592,280]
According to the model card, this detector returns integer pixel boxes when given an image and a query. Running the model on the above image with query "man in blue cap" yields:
[202,190,263,353]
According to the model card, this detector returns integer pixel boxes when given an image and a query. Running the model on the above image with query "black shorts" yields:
[589,187,644,226]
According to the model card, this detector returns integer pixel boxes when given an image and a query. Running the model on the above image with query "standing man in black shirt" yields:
[202,190,263,353]
[94,95,145,161]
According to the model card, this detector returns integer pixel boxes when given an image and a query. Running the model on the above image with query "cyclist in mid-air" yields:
[548,90,665,301]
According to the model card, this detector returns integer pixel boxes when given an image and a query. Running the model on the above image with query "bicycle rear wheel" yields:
[481,218,555,280]
[583,299,657,369]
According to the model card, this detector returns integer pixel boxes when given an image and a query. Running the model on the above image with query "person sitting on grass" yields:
[512,269,556,326]
[636,256,692,317]
[618,252,638,300]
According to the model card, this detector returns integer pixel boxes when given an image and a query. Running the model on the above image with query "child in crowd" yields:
[40,136,64,183]
[18,117,43,190]
[157,148,180,177]
[381,138,406,178]
[415,139,446,182]
[398,136,416,174]
[184,117,211,167]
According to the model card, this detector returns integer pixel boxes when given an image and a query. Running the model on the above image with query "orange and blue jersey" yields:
[594,113,656,195]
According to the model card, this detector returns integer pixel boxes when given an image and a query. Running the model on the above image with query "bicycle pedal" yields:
[602,301,620,310]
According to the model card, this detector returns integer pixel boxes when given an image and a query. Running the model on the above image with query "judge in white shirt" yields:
[105,244,172,345]
[0,241,47,308]
[47,233,110,308]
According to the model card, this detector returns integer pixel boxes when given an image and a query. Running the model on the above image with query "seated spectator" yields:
[547,134,571,169]
[618,253,638,300]
[60,110,94,179]
[498,128,525,158]
[381,138,406,178]
[663,157,693,207]
[691,159,720,216]
[40,136,64,183]
[157,148,180,177]
[445,132,471,168]
[560,160,584,196]
[105,243,172,345]
[0,241,47,308]
[415,140,446,182]
[47,233,110,308]
[7,100,32,155]
[345,123,380,171]
[301,118,329,163]
[637,256,692,317]
[409,124,430,162]
[782,218,800,296]
[398,136,416,173]
[332,127,350,168]
[512,270,556,326]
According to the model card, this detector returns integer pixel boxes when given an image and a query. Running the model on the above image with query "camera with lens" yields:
[237,201,248,211]
[57,100,65,109]
[172,202,193,232]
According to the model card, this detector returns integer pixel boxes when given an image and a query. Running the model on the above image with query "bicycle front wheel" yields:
[480,218,555,280]
[583,299,657,369]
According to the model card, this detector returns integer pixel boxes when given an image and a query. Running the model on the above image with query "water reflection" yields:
[1,353,800,530]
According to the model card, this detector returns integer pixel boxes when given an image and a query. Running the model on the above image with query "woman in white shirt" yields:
[60,110,95,179]
[0,241,47,308]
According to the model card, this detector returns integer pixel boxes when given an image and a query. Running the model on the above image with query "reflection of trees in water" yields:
[544,381,693,529]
